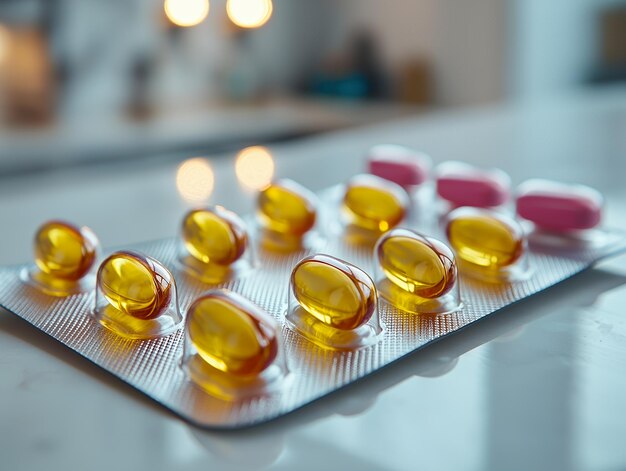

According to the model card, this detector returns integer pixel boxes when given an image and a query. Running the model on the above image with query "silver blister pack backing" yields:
[1,196,625,429]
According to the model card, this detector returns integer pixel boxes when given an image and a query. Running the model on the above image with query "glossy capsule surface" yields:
[34,220,98,281]
[257,179,317,236]
[342,174,408,232]
[181,207,248,266]
[187,290,278,376]
[446,208,525,269]
[98,251,172,320]
[291,254,376,330]
[376,229,456,298]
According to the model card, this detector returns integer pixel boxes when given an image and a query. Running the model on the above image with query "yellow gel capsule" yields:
[97,251,172,320]
[257,179,317,236]
[446,208,525,269]
[342,174,409,232]
[181,206,248,266]
[291,254,376,330]
[34,220,99,281]
[376,229,456,299]
[187,290,278,376]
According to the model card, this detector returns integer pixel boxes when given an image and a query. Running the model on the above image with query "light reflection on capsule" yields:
[257,179,317,236]
[97,251,172,320]
[181,206,248,266]
[342,174,408,232]
[446,208,525,269]
[376,228,456,299]
[34,220,99,281]
[187,290,278,376]
[291,254,376,331]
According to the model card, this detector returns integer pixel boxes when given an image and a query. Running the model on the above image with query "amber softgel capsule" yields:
[182,206,248,266]
[94,251,182,338]
[342,174,409,233]
[446,207,526,271]
[34,220,99,281]
[257,179,317,236]
[25,220,100,296]
[186,290,279,377]
[376,228,456,299]
[290,254,376,331]
[97,251,172,320]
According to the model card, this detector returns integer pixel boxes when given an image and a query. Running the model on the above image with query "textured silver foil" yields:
[0,198,624,429]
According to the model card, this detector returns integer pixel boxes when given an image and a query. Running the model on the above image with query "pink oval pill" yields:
[516,179,603,231]
[436,161,510,207]
[367,145,431,188]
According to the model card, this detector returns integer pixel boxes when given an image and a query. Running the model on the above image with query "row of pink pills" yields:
[367,145,604,232]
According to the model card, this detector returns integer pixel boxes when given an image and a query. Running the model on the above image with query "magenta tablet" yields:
[516,179,603,231]
[435,161,510,207]
[367,145,431,188]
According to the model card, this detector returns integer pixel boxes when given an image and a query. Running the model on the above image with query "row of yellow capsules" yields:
[19,145,606,398]
[16,177,364,397]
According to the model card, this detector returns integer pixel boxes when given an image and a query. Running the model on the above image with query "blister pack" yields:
[1,149,624,429]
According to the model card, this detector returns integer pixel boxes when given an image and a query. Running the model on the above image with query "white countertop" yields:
[0,98,419,174]
[1,85,626,471]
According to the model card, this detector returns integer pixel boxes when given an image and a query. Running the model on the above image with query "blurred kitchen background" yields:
[0,0,624,175]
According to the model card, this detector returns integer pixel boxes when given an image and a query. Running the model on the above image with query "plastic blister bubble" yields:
[285,253,384,350]
[177,205,255,284]
[93,250,183,339]
[374,228,462,315]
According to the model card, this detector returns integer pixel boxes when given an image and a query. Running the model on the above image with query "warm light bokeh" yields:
[164,0,210,27]
[176,158,215,203]
[226,0,273,29]
[235,146,275,190]
[0,24,10,65]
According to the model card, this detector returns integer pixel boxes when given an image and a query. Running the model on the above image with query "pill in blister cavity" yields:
[367,144,431,188]
[257,179,317,236]
[182,207,248,266]
[23,220,100,296]
[98,251,172,319]
[94,251,182,338]
[186,290,278,377]
[374,228,461,314]
[342,174,408,232]
[287,254,382,349]
[290,254,376,330]
[376,229,456,299]
[436,161,510,208]
[516,179,603,231]
[179,206,251,282]
[446,208,525,270]
[34,220,98,281]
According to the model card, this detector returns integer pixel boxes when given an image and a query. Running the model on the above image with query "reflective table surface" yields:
[1,86,626,471]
